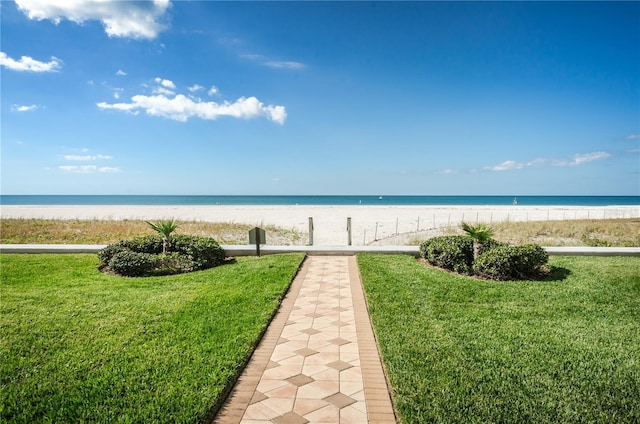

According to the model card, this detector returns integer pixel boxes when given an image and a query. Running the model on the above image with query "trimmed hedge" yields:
[98,234,226,277]
[420,236,547,281]
[172,234,226,270]
[108,250,157,277]
[420,235,474,274]
[98,235,163,265]
[473,244,548,280]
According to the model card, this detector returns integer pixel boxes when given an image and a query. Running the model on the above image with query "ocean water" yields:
[1,195,638,206]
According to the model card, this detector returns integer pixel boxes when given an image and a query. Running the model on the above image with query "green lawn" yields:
[358,254,640,424]
[1,253,305,424]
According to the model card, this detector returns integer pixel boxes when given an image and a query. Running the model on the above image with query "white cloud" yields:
[154,77,176,89]
[15,0,171,39]
[240,53,306,70]
[188,84,204,92]
[98,94,287,124]
[188,84,219,96]
[116,69,126,76]
[0,52,62,72]
[264,61,305,70]
[64,154,112,161]
[97,166,121,173]
[569,151,611,165]
[437,169,457,175]
[59,165,121,173]
[152,86,175,96]
[626,134,640,140]
[485,151,611,171]
[96,101,138,114]
[11,104,39,112]
[627,148,640,153]
[485,160,525,171]
[240,53,263,61]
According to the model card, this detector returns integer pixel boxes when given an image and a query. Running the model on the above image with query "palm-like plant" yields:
[461,221,495,260]
[146,219,178,254]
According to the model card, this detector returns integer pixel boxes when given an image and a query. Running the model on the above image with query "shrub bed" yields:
[419,235,474,274]
[99,235,226,277]
[420,236,547,280]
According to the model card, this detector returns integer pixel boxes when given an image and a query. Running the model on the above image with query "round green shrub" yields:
[98,235,163,264]
[481,237,506,253]
[513,244,549,276]
[420,235,474,274]
[156,252,196,274]
[98,234,226,277]
[172,235,226,269]
[125,235,164,254]
[473,244,548,280]
[108,250,157,277]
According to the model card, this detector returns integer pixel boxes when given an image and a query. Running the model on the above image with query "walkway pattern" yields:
[214,256,395,424]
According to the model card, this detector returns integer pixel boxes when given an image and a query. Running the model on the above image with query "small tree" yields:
[146,219,178,254]
[461,221,495,260]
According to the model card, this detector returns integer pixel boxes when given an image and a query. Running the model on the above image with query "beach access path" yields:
[214,255,396,424]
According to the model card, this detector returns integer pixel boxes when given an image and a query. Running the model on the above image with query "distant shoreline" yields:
[2,204,638,246]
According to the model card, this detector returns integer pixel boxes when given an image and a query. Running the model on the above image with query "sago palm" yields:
[461,221,495,259]
[146,219,178,253]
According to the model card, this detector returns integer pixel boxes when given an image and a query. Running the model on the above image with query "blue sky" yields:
[1,1,639,195]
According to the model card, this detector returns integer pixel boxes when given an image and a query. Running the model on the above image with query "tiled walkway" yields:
[214,256,396,424]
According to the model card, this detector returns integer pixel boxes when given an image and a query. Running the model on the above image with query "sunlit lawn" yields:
[1,253,305,424]
[358,254,640,423]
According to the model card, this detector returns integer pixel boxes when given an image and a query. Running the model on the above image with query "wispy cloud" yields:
[15,0,172,39]
[188,84,204,93]
[0,52,62,72]
[485,160,525,171]
[626,134,640,140]
[484,151,611,172]
[240,53,306,70]
[63,154,113,161]
[569,151,611,165]
[11,104,40,112]
[116,69,127,76]
[219,37,243,47]
[59,149,119,173]
[239,53,264,61]
[264,61,305,70]
[437,169,458,175]
[59,165,121,173]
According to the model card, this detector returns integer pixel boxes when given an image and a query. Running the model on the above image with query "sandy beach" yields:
[2,204,638,246]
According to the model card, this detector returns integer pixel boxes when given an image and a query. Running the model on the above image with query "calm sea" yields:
[1,195,638,206]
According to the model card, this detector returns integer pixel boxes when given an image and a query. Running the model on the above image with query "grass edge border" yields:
[207,254,310,424]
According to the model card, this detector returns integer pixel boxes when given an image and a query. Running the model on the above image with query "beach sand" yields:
[2,204,638,245]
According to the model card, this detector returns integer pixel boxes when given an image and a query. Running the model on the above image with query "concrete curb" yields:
[1,244,639,256]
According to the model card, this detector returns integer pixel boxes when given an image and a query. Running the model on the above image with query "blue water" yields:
[1,195,638,206]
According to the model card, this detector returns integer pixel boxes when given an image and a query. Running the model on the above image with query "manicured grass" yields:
[358,254,640,423]
[1,253,305,423]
